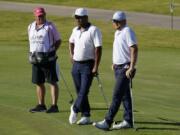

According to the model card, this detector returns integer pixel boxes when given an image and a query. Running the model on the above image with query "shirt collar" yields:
[117,24,127,32]
[77,23,91,31]
[35,21,47,30]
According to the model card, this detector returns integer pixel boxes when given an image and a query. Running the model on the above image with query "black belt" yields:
[37,51,55,57]
[74,59,94,64]
[114,63,130,68]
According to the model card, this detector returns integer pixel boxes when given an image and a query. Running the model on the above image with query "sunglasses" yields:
[112,19,119,23]
[75,15,86,19]
[37,15,45,18]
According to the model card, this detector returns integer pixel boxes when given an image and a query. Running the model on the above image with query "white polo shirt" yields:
[69,24,102,61]
[113,25,137,65]
[28,21,60,53]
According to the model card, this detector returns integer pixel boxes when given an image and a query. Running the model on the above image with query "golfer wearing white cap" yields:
[69,8,102,125]
[94,11,138,130]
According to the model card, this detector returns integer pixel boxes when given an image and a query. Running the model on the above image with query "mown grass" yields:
[0,10,180,135]
[2,0,180,16]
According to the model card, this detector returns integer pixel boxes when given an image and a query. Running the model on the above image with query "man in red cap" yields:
[28,7,61,113]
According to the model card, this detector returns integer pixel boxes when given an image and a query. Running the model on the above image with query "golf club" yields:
[95,74,109,108]
[59,70,74,104]
[130,72,135,128]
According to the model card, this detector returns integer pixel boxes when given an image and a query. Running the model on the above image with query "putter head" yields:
[98,84,102,87]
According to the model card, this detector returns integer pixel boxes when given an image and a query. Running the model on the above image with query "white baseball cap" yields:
[112,11,126,21]
[74,8,88,16]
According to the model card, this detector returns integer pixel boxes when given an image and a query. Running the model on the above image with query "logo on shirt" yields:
[30,35,44,45]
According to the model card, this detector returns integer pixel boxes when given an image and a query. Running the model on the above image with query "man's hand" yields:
[111,64,115,71]
[69,43,74,64]
[92,66,98,76]
[126,68,136,79]
[70,55,74,64]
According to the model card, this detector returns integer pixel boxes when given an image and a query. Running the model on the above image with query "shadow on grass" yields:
[135,121,180,131]
[136,121,180,126]
[135,127,180,131]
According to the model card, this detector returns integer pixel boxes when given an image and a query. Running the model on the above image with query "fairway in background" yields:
[0,11,180,135]
[3,0,180,16]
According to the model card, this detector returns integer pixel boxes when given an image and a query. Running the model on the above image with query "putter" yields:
[130,74,135,128]
[95,74,109,108]
[59,70,74,104]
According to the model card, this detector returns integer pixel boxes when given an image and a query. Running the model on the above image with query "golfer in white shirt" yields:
[69,8,102,125]
[94,11,138,130]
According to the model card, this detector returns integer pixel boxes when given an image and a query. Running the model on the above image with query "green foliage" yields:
[0,11,180,135]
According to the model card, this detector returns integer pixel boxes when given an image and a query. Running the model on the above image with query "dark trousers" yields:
[105,66,133,126]
[71,61,94,117]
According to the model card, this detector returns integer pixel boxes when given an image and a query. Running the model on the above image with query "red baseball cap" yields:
[34,7,46,16]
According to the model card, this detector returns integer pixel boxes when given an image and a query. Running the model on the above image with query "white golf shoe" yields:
[76,117,92,125]
[69,105,78,124]
[93,119,110,130]
[112,120,132,129]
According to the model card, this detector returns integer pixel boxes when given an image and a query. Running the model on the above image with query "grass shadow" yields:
[135,121,180,126]
[135,120,180,131]
[135,127,180,131]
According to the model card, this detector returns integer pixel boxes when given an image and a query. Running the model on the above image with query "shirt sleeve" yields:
[27,23,32,36]
[126,28,137,47]
[93,27,102,47]
[69,28,75,44]
[49,23,61,42]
